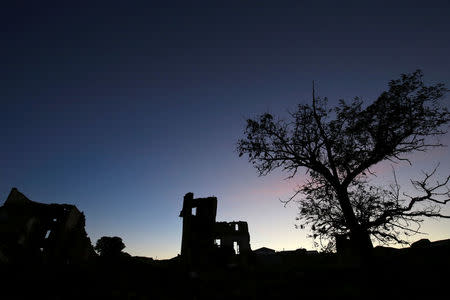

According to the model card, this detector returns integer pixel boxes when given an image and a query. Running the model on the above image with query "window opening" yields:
[233,241,239,254]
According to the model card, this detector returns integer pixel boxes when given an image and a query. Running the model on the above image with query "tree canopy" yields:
[95,236,126,257]
[237,70,449,251]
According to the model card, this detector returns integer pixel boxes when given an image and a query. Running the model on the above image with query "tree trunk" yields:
[336,188,373,254]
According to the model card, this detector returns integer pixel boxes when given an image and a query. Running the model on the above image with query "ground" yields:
[1,242,448,299]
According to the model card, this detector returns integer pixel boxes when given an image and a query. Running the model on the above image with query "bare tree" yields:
[237,70,449,254]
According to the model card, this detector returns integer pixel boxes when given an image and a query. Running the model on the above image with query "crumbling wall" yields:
[0,188,96,264]
[179,192,251,266]
[214,221,251,255]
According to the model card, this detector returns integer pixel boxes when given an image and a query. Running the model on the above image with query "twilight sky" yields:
[1,0,449,259]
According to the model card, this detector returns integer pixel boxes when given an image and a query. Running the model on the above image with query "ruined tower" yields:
[179,192,251,266]
[179,192,217,264]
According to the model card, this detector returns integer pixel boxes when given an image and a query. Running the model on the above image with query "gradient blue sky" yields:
[1,1,449,258]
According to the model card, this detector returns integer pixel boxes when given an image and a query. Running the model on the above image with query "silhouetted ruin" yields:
[1,187,450,299]
[0,188,95,264]
[179,192,251,266]
[214,221,251,254]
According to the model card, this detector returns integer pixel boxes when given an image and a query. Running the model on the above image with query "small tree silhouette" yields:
[95,236,126,257]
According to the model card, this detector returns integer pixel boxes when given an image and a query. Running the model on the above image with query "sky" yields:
[1,0,449,259]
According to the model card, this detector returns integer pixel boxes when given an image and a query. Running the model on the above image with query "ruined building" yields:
[179,192,251,265]
[0,188,96,264]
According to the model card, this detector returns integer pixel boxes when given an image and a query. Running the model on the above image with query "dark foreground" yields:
[1,242,449,300]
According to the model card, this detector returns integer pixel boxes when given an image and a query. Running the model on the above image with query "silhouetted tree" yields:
[237,70,449,253]
[298,166,450,250]
[95,236,126,257]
